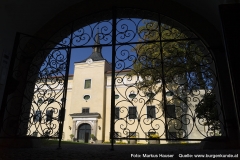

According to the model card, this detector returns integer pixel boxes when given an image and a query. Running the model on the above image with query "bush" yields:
[103,141,110,144]
[116,141,127,144]
[70,134,74,140]
[149,134,159,139]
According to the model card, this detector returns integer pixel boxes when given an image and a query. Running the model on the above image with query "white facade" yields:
[31,53,209,144]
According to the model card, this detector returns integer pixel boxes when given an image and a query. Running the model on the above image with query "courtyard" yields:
[0,141,239,159]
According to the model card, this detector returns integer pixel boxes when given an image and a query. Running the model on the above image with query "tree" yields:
[123,19,222,140]
[128,19,220,138]
[195,93,220,134]
[130,20,209,98]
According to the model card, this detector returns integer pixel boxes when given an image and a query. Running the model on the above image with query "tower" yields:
[69,30,110,143]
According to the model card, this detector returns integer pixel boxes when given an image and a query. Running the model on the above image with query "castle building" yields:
[30,35,209,144]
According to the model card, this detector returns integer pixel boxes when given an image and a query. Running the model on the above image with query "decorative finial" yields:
[93,26,102,53]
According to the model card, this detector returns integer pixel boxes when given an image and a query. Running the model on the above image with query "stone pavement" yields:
[0,143,239,160]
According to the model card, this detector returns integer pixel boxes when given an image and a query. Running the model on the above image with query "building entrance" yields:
[78,124,91,143]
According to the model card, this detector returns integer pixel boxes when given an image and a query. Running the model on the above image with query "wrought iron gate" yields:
[0,8,226,148]
[110,8,226,148]
[0,32,71,148]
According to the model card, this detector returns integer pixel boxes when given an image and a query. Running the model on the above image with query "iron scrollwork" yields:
[113,9,225,142]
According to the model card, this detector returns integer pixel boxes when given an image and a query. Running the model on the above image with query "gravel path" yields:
[0,144,239,160]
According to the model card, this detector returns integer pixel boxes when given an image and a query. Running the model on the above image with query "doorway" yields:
[78,123,91,143]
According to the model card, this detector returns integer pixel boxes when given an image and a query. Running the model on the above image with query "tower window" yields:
[82,108,89,114]
[83,95,90,101]
[84,79,91,89]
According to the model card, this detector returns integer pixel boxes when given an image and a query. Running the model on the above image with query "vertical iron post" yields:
[157,14,168,140]
[110,7,117,151]
[57,22,74,149]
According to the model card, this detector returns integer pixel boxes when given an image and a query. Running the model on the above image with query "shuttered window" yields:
[115,107,120,119]
[147,106,156,118]
[46,110,53,122]
[166,105,176,118]
[129,106,137,119]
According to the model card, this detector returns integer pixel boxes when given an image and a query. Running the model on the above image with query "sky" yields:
[66,18,145,75]
[69,47,112,75]
[40,17,214,90]
[40,18,147,77]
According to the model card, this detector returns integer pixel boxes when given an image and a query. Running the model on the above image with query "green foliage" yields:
[195,93,220,129]
[130,20,218,137]
[90,134,97,141]
[70,134,74,140]
[131,20,209,96]
[103,141,110,144]
[116,141,127,144]
[149,133,160,139]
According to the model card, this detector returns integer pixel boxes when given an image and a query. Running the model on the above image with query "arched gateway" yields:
[0,5,236,149]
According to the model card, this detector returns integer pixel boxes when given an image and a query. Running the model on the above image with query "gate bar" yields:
[158,13,169,139]
[110,7,117,151]
[57,22,74,149]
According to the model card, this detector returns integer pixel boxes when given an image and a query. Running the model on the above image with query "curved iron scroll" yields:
[113,8,225,142]
[0,33,70,139]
